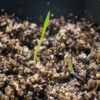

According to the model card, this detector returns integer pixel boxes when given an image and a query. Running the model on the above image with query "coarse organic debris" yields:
[0,13,100,100]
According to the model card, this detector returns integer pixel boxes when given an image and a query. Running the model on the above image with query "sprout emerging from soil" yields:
[66,53,85,82]
[67,54,75,73]
[33,11,50,62]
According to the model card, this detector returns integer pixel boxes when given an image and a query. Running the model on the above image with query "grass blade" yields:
[33,11,50,62]
[67,53,85,82]
[67,54,75,73]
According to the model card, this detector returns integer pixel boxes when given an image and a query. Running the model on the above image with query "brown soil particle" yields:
[0,14,100,100]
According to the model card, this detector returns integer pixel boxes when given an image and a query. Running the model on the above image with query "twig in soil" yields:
[72,73,86,83]
[33,11,50,62]
[65,53,85,83]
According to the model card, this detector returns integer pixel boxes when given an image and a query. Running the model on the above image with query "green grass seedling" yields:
[65,53,85,83]
[67,54,75,73]
[33,11,50,62]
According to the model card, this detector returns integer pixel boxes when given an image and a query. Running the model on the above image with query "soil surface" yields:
[0,14,100,100]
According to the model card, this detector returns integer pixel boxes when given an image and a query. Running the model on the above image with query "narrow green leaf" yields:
[67,53,85,82]
[33,11,50,62]
[67,54,75,73]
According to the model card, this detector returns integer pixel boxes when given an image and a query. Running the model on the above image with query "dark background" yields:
[0,0,100,24]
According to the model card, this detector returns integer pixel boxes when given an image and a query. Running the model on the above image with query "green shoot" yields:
[66,53,85,82]
[33,11,50,62]
[67,53,75,73]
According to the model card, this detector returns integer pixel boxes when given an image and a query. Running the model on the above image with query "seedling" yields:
[33,11,50,62]
[67,54,75,73]
[65,53,85,83]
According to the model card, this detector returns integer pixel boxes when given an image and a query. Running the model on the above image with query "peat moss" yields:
[0,14,100,100]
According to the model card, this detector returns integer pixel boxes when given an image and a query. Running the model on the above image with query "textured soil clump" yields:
[0,14,100,100]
